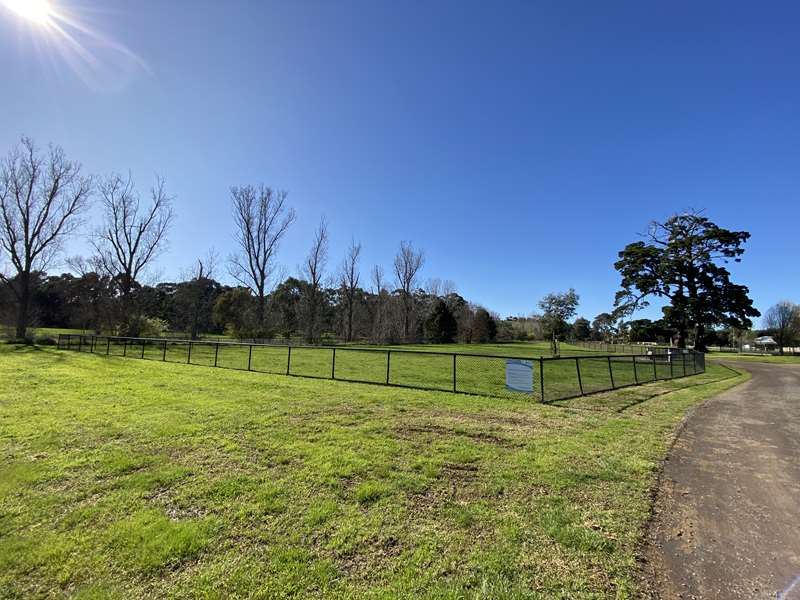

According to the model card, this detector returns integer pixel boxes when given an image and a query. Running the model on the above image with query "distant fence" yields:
[571,341,674,355]
[57,334,706,402]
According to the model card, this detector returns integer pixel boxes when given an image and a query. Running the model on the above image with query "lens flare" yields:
[1,0,53,24]
[1,0,150,91]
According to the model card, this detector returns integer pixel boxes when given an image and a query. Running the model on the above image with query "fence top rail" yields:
[59,333,543,361]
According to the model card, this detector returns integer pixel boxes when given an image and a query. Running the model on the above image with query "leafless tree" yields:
[0,137,93,338]
[92,172,174,306]
[338,238,361,342]
[425,277,442,297]
[182,248,218,340]
[764,301,800,355]
[302,218,329,343]
[393,240,424,340]
[370,264,386,342]
[229,184,295,331]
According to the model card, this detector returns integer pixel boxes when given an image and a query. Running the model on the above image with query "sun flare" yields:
[1,0,53,24]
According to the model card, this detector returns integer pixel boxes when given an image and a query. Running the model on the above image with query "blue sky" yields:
[1,1,798,323]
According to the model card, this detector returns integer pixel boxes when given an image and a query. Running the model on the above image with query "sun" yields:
[1,0,53,25]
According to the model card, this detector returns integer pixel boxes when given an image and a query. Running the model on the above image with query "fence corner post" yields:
[286,345,292,376]
[331,347,336,379]
[248,344,252,371]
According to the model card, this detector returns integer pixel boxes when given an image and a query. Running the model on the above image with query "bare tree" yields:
[0,137,92,338]
[425,277,442,297]
[370,264,386,342]
[182,249,218,340]
[338,238,361,342]
[764,301,800,355]
[229,184,295,331]
[302,218,329,343]
[393,240,424,341]
[92,172,174,310]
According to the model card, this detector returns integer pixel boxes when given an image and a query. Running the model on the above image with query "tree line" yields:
[2,137,779,352]
[0,137,506,344]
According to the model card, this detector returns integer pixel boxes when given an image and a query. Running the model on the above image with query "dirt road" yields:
[647,361,800,599]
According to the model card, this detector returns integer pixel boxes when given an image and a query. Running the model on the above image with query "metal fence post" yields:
[386,350,391,385]
[575,357,584,395]
[187,341,192,364]
[539,357,545,402]
[123,339,127,357]
[452,354,457,393]
[607,355,615,388]
[331,347,336,379]
[632,355,639,384]
[214,343,219,367]
[652,354,657,381]
[248,344,252,371]
[286,346,292,375]
[162,340,167,361]
[682,353,687,377]
[141,340,145,359]
[78,336,82,352]
[692,351,697,374]
[106,337,111,355]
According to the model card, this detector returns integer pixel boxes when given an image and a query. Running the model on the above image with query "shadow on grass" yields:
[546,364,747,414]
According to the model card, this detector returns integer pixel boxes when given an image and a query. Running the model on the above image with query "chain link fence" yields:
[571,341,673,354]
[57,334,705,402]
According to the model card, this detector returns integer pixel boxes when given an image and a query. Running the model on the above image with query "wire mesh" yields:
[56,334,704,402]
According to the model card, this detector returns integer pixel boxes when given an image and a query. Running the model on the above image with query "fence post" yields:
[452,354,457,393]
[682,353,686,377]
[214,343,219,367]
[141,340,146,359]
[539,357,545,402]
[575,357,584,395]
[692,351,697,374]
[187,341,192,364]
[331,347,336,379]
[286,346,292,375]
[78,335,82,352]
[386,350,391,385]
[652,354,657,381]
[669,351,673,378]
[162,340,167,361]
[248,344,252,371]
[90,335,95,353]
[123,339,128,357]
[607,356,615,388]
[632,355,638,384]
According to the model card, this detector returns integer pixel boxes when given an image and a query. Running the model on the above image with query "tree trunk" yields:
[14,273,31,340]
[694,323,707,352]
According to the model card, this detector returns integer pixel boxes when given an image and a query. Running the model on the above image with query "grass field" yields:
[0,345,746,598]
[707,352,800,364]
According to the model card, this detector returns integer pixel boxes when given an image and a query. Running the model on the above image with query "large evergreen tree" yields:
[614,212,759,351]
[424,299,458,343]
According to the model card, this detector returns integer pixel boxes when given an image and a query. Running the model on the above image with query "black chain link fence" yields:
[57,334,705,402]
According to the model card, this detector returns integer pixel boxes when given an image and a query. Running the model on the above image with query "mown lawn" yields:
[707,352,800,364]
[0,345,747,598]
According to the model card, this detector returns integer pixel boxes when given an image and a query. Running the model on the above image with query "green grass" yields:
[0,345,747,598]
[707,352,800,364]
